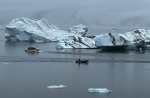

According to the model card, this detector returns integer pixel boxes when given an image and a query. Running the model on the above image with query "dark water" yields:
[0,30,150,98]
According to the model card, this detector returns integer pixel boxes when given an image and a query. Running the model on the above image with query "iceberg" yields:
[7,18,150,49]
[94,29,150,47]
[5,18,88,42]
[88,88,112,94]
[5,18,75,42]
[5,18,95,48]
[47,85,67,89]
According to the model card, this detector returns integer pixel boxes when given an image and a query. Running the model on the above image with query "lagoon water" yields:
[1,29,150,98]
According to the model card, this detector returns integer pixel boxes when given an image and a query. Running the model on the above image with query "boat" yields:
[25,47,40,53]
[75,59,89,64]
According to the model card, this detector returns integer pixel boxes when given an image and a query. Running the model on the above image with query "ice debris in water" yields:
[88,88,112,94]
[47,85,67,89]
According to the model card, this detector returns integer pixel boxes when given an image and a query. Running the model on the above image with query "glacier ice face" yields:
[5,18,74,42]
[94,29,150,47]
[68,24,88,36]
[56,35,96,49]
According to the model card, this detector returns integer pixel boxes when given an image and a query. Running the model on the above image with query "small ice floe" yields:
[88,88,112,94]
[47,85,67,89]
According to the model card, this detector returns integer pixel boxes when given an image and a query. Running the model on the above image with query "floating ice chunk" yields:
[88,88,112,94]
[47,85,67,89]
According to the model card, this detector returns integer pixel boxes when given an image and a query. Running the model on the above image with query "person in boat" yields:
[76,58,89,63]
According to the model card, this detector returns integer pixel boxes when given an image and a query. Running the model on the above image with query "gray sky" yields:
[1,0,150,34]
[0,0,149,9]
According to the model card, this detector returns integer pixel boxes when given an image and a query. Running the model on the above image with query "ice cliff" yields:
[5,18,95,48]
[94,29,150,47]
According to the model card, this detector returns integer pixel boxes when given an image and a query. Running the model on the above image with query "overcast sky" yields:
[1,0,150,33]
[0,0,149,9]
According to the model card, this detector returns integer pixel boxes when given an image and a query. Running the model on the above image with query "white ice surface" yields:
[47,85,67,89]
